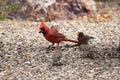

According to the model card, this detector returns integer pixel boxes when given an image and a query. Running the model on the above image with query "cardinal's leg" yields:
[55,43,62,49]
[56,43,59,48]
[52,43,54,46]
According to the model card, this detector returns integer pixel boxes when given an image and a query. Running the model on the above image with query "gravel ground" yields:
[0,1,120,80]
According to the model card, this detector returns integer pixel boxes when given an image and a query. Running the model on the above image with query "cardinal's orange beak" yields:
[39,29,42,33]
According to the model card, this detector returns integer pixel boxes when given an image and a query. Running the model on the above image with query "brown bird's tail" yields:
[63,38,79,44]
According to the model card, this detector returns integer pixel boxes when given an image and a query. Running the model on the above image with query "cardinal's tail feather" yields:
[63,38,79,44]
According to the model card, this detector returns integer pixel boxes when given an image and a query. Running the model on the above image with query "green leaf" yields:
[0,14,6,20]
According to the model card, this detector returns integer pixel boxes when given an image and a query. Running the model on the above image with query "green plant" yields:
[0,14,6,20]
[0,2,17,20]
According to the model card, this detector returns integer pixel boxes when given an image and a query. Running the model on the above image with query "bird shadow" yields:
[79,44,120,60]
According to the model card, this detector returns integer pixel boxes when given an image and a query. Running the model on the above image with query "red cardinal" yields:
[77,32,94,45]
[39,20,79,46]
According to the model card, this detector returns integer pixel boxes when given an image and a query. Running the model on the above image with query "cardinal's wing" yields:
[50,32,66,39]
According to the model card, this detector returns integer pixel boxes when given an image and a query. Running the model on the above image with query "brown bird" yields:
[77,32,94,45]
